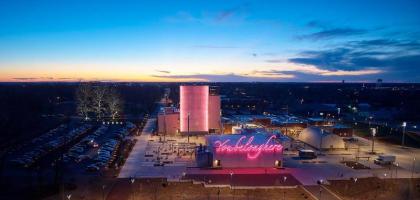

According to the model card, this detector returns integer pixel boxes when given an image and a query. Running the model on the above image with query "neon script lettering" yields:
[214,135,282,159]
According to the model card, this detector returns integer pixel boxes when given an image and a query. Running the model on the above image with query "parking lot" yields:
[4,119,140,188]
[9,122,93,168]
[63,122,136,173]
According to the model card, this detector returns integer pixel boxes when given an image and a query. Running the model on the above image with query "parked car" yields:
[374,155,396,165]
[298,149,317,159]
[86,165,100,172]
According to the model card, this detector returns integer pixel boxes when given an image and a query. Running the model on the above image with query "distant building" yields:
[326,124,353,137]
[222,122,235,134]
[251,117,271,126]
[376,78,383,89]
[308,117,332,126]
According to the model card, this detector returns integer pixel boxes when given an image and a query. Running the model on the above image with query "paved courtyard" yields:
[119,117,203,179]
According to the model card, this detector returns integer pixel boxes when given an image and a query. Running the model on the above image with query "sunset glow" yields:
[0,0,419,82]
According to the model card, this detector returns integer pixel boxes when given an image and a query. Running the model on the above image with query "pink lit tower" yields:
[180,85,209,134]
[179,85,221,134]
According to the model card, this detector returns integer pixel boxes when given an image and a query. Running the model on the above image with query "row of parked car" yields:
[64,125,109,163]
[10,124,92,168]
[31,124,68,144]
[87,139,120,171]
[85,122,137,172]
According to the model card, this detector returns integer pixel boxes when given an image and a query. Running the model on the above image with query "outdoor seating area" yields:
[143,138,197,166]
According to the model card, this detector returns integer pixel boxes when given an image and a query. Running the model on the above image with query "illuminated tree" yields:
[106,87,123,120]
[75,83,93,120]
[92,85,108,120]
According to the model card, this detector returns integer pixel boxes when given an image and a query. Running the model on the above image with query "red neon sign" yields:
[213,135,282,159]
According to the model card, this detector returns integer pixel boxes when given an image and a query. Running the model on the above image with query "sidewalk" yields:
[118,118,155,178]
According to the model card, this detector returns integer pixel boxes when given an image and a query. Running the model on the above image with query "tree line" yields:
[76,83,123,121]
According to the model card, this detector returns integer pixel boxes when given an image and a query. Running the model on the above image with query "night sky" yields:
[0,0,419,82]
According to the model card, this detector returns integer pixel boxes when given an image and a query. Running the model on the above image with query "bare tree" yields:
[106,87,123,120]
[92,85,108,120]
[75,83,93,120]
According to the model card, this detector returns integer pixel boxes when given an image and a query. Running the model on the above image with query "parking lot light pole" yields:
[402,122,407,148]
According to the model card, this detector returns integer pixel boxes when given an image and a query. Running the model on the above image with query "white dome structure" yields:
[298,127,345,150]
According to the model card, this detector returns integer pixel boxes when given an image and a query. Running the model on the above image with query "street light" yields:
[395,163,399,178]
[368,116,373,127]
[230,171,234,200]
[102,185,106,200]
[163,111,166,142]
[402,122,407,148]
[370,128,377,154]
[319,129,324,155]
[317,179,324,200]
[187,112,190,143]
[130,177,135,200]
[283,176,287,200]
[319,187,323,200]
[412,157,416,179]
[217,186,220,200]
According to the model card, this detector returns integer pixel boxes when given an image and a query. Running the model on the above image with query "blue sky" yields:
[0,0,419,82]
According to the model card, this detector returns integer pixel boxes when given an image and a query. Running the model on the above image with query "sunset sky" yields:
[0,0,419,82]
